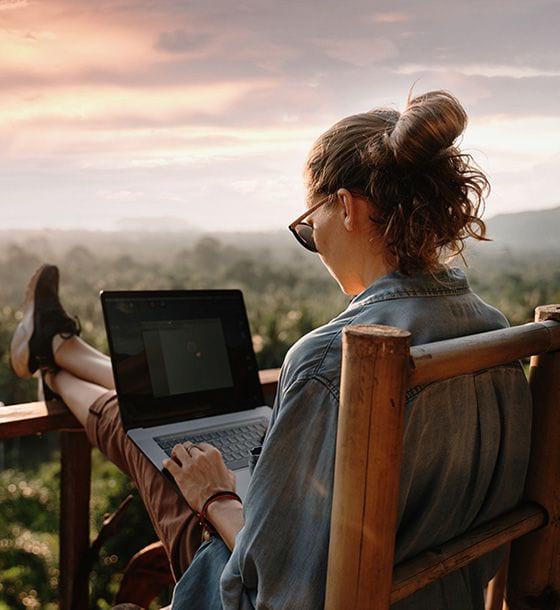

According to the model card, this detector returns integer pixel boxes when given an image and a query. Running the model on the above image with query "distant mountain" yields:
[484,206,560,251]
[1,207,558,262]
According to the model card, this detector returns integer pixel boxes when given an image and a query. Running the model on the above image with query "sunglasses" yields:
[288,195,332,253]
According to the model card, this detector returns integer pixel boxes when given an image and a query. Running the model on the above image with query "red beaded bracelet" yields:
[196,491,243,535]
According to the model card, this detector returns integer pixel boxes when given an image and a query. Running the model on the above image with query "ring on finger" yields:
[184,443,202,457]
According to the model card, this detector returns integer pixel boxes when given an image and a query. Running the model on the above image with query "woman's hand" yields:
[162,442,236,513]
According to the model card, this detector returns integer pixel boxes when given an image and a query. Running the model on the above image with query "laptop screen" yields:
[101,290,264,431]
[142,318,234,397]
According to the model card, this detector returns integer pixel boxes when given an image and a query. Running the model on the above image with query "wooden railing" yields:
[0,369,281,610]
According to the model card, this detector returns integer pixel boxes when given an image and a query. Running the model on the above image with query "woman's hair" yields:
[304,89,490,275]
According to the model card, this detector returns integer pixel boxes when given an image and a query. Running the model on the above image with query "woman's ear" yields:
[337,188,354,231]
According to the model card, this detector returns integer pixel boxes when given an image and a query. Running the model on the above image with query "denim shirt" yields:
[171,266,532,610]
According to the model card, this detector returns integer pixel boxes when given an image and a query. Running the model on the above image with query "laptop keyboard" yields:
[155,418,269,470]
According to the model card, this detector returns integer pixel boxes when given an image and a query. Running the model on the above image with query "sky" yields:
[0,0,559,232]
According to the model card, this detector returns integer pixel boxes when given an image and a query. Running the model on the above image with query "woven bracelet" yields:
[196,491,243,530]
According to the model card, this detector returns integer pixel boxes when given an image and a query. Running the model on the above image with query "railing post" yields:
[325,324,411,610]
[59,429,91,610]
[508,304,560,609]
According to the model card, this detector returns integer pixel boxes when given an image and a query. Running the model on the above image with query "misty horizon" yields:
[1,202,560,234]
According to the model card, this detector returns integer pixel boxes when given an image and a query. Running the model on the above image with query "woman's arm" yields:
[206,498,244,551]
[163,442,244,550]
[167,377,339,609]
[219,377,340,609]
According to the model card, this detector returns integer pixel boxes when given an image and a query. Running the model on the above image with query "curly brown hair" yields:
[304,90,491,275]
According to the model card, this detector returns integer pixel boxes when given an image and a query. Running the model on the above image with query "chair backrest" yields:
[325,304,560,610]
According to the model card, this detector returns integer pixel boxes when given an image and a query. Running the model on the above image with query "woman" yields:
[10,89,531,609]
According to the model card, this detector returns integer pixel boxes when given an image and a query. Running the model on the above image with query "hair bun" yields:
[387,90,467,166]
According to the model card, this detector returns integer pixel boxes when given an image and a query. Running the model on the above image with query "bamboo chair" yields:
[325,305,560,610]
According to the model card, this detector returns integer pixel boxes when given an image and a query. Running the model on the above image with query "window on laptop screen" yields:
[142,319,234,397]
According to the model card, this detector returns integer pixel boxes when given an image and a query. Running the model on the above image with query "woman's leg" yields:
[11,265,202,576]
[52,334,115,390]
[45,368,109,426]
[45,368,202,579]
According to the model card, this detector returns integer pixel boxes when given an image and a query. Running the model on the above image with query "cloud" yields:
[0,0,28,10]
[314,37,399,67]
[370,12,409,24]
[0,79,277,130]
[396,63,560,79]
[97,189,144,202]
[465,115,560,159]
[154,29,210,54]
[384,2,560,73]
[484,153,560,217]
[0,19,155,81]
[0,0,559,232]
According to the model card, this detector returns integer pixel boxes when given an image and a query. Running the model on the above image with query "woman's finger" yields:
[182,441,204,453]
[172,443,189,460]
[197,442,217,453]
[162,458,179,474]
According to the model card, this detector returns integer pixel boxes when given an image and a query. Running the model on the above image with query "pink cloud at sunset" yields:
[0,0,558,231]
[0,80,274,129]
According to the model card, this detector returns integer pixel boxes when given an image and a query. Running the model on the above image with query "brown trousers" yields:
[85,389,202,581]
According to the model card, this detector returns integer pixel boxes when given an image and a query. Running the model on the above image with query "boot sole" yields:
[9,264,50,379]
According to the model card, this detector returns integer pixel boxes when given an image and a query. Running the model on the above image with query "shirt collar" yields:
[348,265,470,310]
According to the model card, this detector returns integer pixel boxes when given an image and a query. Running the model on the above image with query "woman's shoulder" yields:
[278,265,512,397]
[278,301,391,392]
[280,319,344,390]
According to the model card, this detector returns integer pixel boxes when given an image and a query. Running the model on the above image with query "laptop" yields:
[100,289,272,498]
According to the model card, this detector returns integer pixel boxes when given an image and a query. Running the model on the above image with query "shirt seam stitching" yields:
[312,308,366,374]
[352,286,471,308]
[283,373,340,401]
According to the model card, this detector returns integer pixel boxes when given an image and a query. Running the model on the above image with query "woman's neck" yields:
[343,254,397,296]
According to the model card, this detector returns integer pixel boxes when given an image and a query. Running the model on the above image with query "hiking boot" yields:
[10,264,81,378]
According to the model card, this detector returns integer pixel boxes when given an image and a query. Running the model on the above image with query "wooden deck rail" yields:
[0,368,282,440]
[326,305,560,610]
[0,369,281,610]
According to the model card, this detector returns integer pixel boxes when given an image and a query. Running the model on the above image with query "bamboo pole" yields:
[59,429,91,610]
[325,324,411,610]
[508,305,560,610]
[391,504,545,604]
[410,320,560,387]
